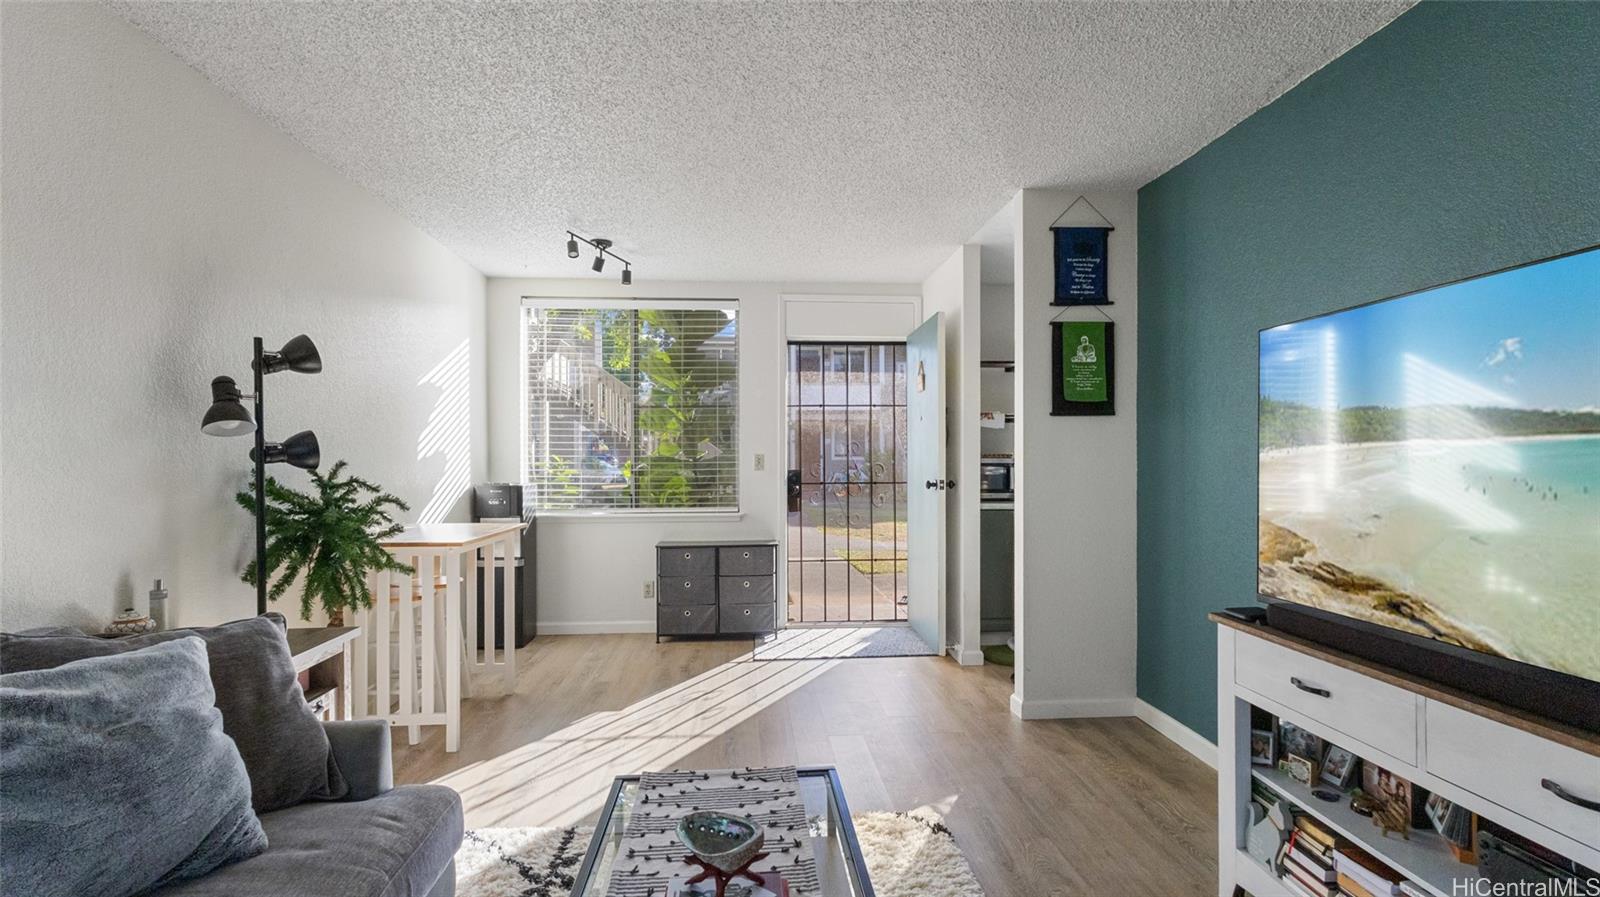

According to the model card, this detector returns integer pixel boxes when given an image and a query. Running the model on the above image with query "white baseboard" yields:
[1009,694,1139,720]
[1134,699,1218,769]
[947,644,985,666]
[537,620,655,635]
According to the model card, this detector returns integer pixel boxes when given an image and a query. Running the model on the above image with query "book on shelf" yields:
[1293,816,1339,853]
[1280,874,1327,897]
[1286,849,1338,884]
[1285,830,1337,882]
[1338,871,1380,897]
[1334,846,1404,897]
[1283,859,1338,897]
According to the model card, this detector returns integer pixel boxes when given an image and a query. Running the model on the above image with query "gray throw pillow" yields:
[0,638,268,897]
[0,613,347,812]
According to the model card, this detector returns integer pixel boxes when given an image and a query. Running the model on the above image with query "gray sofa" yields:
[150,719,462,897]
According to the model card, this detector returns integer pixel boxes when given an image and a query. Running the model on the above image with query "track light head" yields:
[592,253,606,273]
[621,267,632,286]
[566,237,579,259]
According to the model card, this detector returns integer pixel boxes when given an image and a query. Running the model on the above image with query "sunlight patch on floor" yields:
[431,651,838,828]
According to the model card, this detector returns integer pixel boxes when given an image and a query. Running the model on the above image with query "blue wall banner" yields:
[1052,226,1112,305]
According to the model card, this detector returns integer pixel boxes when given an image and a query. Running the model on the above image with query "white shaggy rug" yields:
[455,809,984,897]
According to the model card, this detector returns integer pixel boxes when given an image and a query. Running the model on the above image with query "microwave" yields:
[979,457,1013,501]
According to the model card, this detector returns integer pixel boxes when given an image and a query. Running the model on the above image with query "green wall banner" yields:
[1051,320,1114,415]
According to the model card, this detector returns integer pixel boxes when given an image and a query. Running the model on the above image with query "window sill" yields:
[532,510,745,523]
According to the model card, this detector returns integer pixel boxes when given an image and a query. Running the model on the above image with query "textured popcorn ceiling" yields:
[111,1,1410,283]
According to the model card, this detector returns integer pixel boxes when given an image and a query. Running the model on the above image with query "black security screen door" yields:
[786,343,909,623]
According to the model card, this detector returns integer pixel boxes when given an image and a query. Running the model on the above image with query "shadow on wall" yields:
[416,339,472,524]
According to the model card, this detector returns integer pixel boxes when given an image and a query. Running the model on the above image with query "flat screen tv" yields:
[1258,246,1600,732]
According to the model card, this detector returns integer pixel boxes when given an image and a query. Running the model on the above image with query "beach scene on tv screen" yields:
[1258,249,1600,684]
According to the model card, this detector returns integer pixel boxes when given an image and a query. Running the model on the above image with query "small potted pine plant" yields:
[238,461,413,625]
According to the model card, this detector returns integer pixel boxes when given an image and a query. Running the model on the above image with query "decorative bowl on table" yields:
[675,811,764,873]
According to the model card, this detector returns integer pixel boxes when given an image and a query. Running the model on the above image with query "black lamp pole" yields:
[202,334,322,617]
[253,336,268,616]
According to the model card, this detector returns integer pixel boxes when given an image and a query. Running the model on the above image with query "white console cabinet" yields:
[1215,616,1600,897]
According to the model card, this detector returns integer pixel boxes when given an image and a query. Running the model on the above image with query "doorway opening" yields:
[785,342,908,625]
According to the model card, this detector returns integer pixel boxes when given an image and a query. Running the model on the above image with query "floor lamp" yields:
[202,334,322,616]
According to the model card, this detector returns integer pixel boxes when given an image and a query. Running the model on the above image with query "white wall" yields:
[920,246,982,663]
[979,284,1017,458]
[0,3,487,630]
[1011,189,1139,719]
[484,278,919,632]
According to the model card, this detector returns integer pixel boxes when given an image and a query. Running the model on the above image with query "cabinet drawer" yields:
[1235,635,1418,764]
[1425,701,1600,848]
[719,545,775,576]
[719,575,774,606]
[658,576,716,606]
[720,602,775,634]
[658,605,717,636]
[659,546,716,576]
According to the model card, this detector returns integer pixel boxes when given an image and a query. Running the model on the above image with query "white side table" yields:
[351,521,522,752]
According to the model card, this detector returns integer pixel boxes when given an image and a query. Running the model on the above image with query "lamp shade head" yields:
[253,429,320,469]
[282,429,320,469]
[259,334,321,375]
[567,237,580,259]
[201,376,255,436]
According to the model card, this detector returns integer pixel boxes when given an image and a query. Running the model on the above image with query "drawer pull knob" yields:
[683,552,692,560]
[683,610,692,617]
[742,551,751,558]
[1541,778,1600,812]
[743,580,751,588]
[1290,677,1330,698]
[683,581,691,589]
[744,608,752,615]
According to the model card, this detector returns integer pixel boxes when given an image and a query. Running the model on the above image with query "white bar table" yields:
[351,521,521,753]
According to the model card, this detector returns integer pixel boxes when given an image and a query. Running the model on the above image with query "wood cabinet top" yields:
[1212,613,1600,756]
[380,521,524,549]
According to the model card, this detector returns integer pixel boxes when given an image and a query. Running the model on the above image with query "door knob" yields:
[925,479,940,490]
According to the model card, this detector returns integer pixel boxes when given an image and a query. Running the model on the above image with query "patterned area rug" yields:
[455,809,984,897]
[751,626,937,661]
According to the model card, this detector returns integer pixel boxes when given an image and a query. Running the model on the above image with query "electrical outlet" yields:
[643,580,655,600]
[753,452,766,471]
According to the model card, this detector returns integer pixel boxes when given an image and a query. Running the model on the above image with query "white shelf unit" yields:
[1215,618,1600,897]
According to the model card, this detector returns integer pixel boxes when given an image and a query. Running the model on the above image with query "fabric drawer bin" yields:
[659,576,717,606]
[718,576,775,607]
[658,547,717,577]
[719,546,775,576]
[720,603,774,634]
[658,605,717,636]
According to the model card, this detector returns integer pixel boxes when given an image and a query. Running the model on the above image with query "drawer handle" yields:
[1541,779,1600,813]
[683,552,692,560]
[742,550,751,559]
[682,610,692,617]
[1290,677,1330,698]
[683,581,692,589]
[743,580,751,588]
[743,608,752,616]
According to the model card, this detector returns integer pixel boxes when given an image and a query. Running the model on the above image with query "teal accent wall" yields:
[1135,1,1600,741]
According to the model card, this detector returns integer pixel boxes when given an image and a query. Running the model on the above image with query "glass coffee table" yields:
[571,766,876,896]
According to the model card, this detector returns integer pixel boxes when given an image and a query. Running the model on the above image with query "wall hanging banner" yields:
[1052,320,1114,415]
[1051,226,1111,305]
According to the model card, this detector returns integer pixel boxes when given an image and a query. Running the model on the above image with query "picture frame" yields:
[1278,721,1323,766]
[1249,729,1277,767]
[1050,321,1114,416]
[1281,755,1316,785]
[1319,744,1358,789]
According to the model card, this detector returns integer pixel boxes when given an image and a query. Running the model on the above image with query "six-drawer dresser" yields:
[655,539,779,640]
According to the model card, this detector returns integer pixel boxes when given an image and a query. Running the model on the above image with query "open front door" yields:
[905,313,946,653]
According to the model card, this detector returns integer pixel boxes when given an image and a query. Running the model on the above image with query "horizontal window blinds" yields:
[523,305,738,512]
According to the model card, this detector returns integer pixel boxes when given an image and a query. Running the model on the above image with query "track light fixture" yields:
[565,231,635,285]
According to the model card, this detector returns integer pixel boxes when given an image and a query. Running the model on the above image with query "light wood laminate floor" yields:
[392,634,1216,896]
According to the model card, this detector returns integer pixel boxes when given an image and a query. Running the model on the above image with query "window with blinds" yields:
[522,302,739,513]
